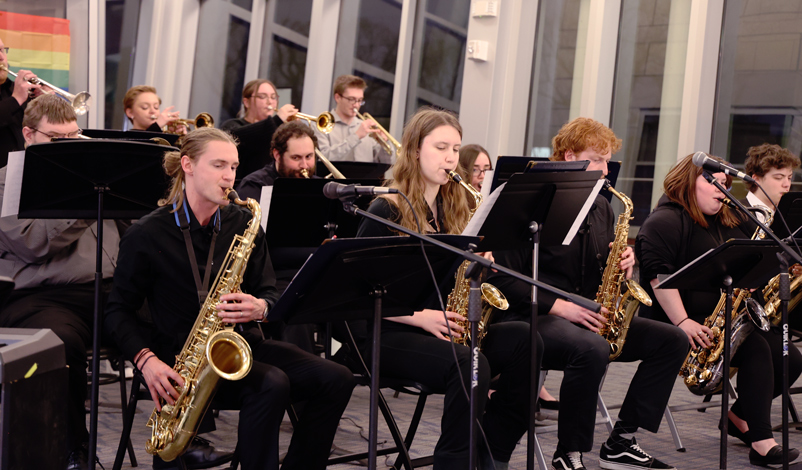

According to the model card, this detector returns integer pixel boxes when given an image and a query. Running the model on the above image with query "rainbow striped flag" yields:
[0,11,70,90]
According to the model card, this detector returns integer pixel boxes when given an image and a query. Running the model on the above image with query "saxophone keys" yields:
[685,375,698,386]
[711,326,721,336]
[700,370,712,381]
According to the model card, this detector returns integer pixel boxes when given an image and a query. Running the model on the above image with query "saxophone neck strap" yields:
[174,201,221,305]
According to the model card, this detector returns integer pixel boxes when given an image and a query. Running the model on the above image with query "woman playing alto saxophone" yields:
[355,108,540,470]
[636,153,802,467]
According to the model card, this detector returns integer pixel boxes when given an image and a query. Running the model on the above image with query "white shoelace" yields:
[630,441,651,459]
[567,451,584,468]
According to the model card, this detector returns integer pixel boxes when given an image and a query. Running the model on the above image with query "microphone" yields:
[323,181,398,200]
[691,151,755,183]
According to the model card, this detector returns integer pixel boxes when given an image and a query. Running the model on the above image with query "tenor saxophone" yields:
[445,170,509,348]
[678,205,772,395]
[596,180,652,360]
[145,189,259,461]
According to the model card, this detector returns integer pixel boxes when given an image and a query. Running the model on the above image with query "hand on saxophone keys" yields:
[216,292,268,323]
[614,244,635,279]
[677,318,714,349]
[414,308,465,341]
[137,351,185,411]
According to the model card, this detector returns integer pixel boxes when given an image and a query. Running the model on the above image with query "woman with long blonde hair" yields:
[356,108,539,470]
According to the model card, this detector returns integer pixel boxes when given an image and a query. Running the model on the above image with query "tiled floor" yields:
[95,360,802,469]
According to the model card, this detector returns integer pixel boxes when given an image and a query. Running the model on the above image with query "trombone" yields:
[288,111,346,178]
[1,64,92,116]
[356,110,400,155]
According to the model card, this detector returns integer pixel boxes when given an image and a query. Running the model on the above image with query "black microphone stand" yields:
[339,196,600,469]
[704,172,802,469]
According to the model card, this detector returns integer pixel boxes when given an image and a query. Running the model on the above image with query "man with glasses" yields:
[316,74,394,164]
[0,94,119,470]
[0,36,45,167]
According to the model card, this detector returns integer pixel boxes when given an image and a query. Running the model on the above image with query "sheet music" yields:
[260,185,273,231]
[1,151,25,218]
[463,182,505,236]
[480,170,494,199]
[562,179,605,245]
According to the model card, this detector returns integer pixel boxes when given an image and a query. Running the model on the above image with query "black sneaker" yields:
[599,436,676,470]
[552,446,586,470]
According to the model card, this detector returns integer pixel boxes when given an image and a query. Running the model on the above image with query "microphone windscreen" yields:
[691,151,708,167]
[322,181,342,199]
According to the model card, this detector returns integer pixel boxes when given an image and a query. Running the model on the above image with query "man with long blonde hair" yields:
[105,128,354,470]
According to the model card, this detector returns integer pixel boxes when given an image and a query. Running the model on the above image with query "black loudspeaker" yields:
[0,328,67,470]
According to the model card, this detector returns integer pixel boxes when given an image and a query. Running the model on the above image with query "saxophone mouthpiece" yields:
[716,197,736,209]
[447,170,462,183]
[224,188,240,202]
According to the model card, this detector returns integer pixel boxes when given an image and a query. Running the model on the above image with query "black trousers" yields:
[729,326,802,442]
[188,337,355,470]
[538,315,687,452]
[374,321,540,470]
[0,282,104,453]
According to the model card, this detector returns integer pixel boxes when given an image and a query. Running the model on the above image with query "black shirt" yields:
[104,201,279,362]
[236,162,279,202]
[0,79,27,167]
[635,195,751,324]
[488,194,615,321]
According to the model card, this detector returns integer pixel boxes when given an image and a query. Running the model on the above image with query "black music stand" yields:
[771,191,802,240]
[267,235,475,470]
[315,161,390,179]
[264,178,383,247]
[82,128,180,146]
[469,169,603,470]
[657,239,786,469]
[12,140,170,469]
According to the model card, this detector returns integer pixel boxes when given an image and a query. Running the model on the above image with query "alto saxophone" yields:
[678,205,772,395]
[146,189,259,461]
[762,271,802,326]
[596,180,652,360]
[445,170,509,348]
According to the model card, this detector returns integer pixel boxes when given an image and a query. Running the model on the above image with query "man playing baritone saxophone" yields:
[104,128,354,470]
[488,117,687,470]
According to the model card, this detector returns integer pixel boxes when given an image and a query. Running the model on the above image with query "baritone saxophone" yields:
[145,189,259,461]
[596,180,652,360]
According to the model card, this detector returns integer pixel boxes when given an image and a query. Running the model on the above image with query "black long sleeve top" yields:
[0,79,27,167]
[104,201,279,362]
[488,194,615,322]
[635,195,751,324]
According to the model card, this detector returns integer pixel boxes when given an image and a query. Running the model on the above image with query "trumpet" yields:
[1,64,91,116]
[288,112,335,134]
[356,110,400,155]
[175,112,215,130]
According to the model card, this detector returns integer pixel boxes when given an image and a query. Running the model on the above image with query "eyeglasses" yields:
[250,93,278,101]
[472,168,491,176]
[0,47,8,55]
[340,96,366,106]
[32,127,83,140]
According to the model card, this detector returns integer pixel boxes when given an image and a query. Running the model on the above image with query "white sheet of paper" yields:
[462,182,505,237]
[562,179,605,245]
[260,185,273,232]
[480,170,494,199]
[1,150,25,218]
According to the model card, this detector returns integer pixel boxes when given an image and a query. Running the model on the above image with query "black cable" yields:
[757,184,802,258]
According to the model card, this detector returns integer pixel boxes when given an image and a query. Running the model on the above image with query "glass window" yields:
[407,0,469,118]
[610,0,687,227]
[711,0,802,173]
[268,35,307,106]
[220,16,250,123]
[105,0,140,129]
[524,0,583,156]
[274,0,313,37]
[355,71,393,128]
[355,0,402,74]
